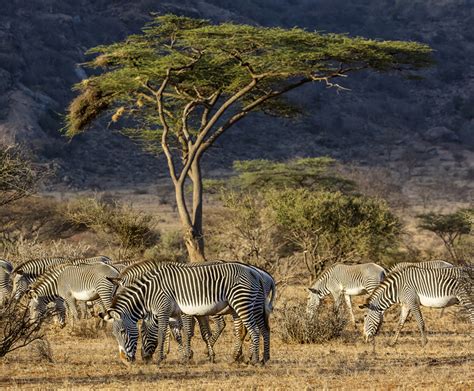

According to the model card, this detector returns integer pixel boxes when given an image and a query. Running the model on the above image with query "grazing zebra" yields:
[360,266,474,346]
[0,259,13,305]
[389,260,453,273]
[307,263,386,324]
[12,256,111,299]
[28,263,119,327]
[112,260,276,363]
[101,262,269,366]
[108,259,187,362]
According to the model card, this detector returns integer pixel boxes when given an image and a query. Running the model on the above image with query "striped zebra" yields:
[360,266,474,346]
[111,260,275,363]
[0,259,13,305]
[307,263,386,324]
[108,259,187,362]
[12,255,111,299]
[28,262,119,327]
[101,262,270,366]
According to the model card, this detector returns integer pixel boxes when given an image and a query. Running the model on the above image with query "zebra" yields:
[12,255,111,299]
[389,260,453,273]
[107,259,188,362]
[28,262,119,327]
[111,260,275,363]
[0,259,13,305]
[101,262,270,366]
[360,266,474,346]
[307,263,386,325]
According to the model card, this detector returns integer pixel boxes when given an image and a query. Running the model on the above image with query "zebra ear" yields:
[15,269,24,275]
[308,288,318,294]
[107,277,123,286]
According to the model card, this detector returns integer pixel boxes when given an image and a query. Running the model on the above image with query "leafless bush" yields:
[0,298,57,357]
[0,145,46,207]
[277,301,349,344]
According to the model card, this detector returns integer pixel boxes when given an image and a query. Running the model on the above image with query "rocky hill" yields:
[0,0,472,202]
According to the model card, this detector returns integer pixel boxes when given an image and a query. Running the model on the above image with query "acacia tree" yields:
[65,14,432,261]
[417,209,472,262]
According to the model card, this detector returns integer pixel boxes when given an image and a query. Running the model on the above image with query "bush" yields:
[277,301,348,344]
[63,196,160,258]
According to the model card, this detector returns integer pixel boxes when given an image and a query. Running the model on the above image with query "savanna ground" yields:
[1,288,472,390]
[1,188,472,390]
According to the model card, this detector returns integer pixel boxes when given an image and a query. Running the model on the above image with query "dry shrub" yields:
[0,298,57,357]
[2,235,93,265]
[70,318,104,339]
[277,301,349,344]
[0,196,79,251]
[33,338,54,362]
[63,196,160,258]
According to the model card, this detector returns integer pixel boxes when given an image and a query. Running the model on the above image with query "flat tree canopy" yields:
[65,14,432,261]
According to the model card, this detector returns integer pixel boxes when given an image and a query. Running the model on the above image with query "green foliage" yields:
[265,188,400,278]
[417,208,473,262]
[63,197,159,258]
[204,157,355,193]
[65,14,432,148]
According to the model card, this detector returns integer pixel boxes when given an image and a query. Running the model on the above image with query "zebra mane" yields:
[12,257,68,274]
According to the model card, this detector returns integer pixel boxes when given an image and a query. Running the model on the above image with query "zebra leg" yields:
[155,315,171,365]
[410,304,427,346]
[169,316,184,356]
[390,303,410,347]
[180,314,195,363]
[230,314,246,363]
[344,294,356,327]
[141,316,158,363]
[196,316,215,363]
[209,315,226,348]
[54,299,67,328]
[63,294,79,329]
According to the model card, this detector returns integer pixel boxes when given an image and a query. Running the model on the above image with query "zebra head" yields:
[102,309,138,365]
[360,303,383,342]
[306,288,322,316]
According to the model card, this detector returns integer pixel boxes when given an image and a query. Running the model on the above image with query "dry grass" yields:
[1,291,472,390]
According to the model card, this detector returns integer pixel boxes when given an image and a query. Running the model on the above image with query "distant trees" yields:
[65,14,432,261]
[207,157,400,280]
[417,209,473,263]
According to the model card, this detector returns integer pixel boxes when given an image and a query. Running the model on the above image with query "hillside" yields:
[0,0,472,202]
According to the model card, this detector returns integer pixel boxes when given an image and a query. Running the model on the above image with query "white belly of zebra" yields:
[344,287,366,296]
[418,294,458,308]
[178,301,228,316]
[72,290,98,301]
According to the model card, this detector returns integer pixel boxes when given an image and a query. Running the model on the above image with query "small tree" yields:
[265,188,400,280]
[0,298,55,358]
[65,15,432,261]
[417,209,473,262]
[0,146,43,207]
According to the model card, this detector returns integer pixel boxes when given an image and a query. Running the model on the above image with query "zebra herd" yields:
[307,260,473,347]
[0,255,472,366]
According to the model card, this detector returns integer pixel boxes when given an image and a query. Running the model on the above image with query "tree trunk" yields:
[174,169,206,262]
